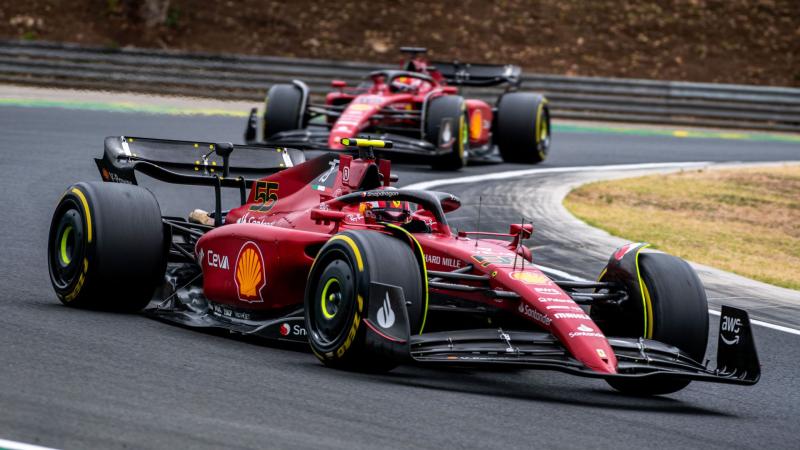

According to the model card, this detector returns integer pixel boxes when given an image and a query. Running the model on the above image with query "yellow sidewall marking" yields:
[71,188,92,243]
[459,114,466,158]
[634,244,653,337]
[642,280,654,339]
[535,100,547,159]
[321,278,338,319]
[329,235,363,272]
[383,224,429,334]
[336,294,363,359]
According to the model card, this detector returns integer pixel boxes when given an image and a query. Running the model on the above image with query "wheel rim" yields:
[59,225,74,266]
[310,254,357,348]
[320,277,342,319]
[49,205,86,290]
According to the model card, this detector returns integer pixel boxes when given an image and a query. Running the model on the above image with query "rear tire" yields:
[47,182,166,312]
[425,95,468,170]
[495,93,550,164]
[600,253,709,395]
[264,83,307,139]
[305,231,425,372]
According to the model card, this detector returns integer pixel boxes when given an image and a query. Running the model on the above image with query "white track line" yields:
[0,438,60,450]
[404,161,710,190]
[707,309,800,336]
[538,261,800,337]
[407,162,800,337]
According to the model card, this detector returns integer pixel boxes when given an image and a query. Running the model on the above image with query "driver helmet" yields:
[391,76,422,93]
[359,199,412,224]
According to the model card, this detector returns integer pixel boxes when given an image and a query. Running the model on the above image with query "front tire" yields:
[263,83,308,139]
[47,182,166,312]
[304,231,425,372]
[495,93,550,164]
[599,252,709,395]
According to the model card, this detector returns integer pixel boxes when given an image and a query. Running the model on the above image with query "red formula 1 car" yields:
[244,47,551,170]
[48,137,759,395]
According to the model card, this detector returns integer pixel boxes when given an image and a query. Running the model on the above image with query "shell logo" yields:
[234,241,266,303]
[510,271,550,285]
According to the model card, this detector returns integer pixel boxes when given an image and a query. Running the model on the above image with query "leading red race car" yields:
[244,47,551,170]
[48,137,759,396]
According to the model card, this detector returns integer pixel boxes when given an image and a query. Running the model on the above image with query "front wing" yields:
[367,283,760,386]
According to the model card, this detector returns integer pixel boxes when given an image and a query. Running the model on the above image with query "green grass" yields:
[564,166,800,290]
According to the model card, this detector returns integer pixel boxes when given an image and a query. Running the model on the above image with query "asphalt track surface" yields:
[1,105,799,449]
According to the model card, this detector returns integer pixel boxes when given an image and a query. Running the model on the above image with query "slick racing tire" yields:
[263,83,308,139]
[425,95,469,170]
[599,253,709,396]
[495,93,550,164]
[47,182,166,312]
[305,231,426,372]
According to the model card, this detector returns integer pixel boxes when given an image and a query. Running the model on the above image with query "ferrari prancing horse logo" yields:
[234,241,266,303]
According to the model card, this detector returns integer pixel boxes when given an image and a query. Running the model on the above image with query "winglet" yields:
[716,306,761,384]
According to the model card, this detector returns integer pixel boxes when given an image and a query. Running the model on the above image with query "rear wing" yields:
[432,61,521,88]
[95,136,306,225]
[95,136,305,186]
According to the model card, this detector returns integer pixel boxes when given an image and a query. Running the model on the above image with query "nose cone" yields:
[550,322,618,374]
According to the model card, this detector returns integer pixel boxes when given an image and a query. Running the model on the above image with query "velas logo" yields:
[234,241,266,303]
[440,121,453,147]
[377,292,396,329]
[577,324,594,332]
[510,271,550,285]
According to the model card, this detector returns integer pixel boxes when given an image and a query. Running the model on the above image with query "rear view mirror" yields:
[509,223,533,239]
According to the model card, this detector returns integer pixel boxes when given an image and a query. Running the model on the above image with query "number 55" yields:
[250,181,279,212]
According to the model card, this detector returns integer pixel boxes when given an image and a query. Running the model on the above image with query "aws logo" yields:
[234,241,266,303]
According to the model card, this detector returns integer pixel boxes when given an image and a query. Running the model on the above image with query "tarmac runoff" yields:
[1,84,799,144]
[405,161,800,336]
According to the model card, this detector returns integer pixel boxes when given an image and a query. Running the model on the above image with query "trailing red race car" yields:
[244,47,551,170]
[49,137,759,396]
